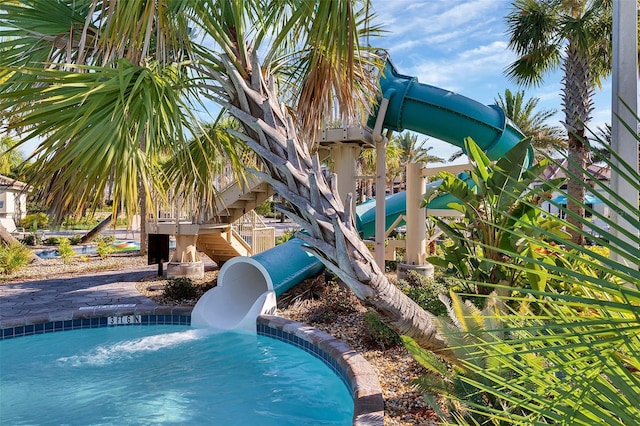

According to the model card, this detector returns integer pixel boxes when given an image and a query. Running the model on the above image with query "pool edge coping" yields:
[1,308,385,426]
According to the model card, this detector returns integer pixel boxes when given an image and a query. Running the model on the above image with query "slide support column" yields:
[168,233,204,279]
[398,162,434,279]
[374,136,387,270]
[333,144,361,214]
[611,0,639,264]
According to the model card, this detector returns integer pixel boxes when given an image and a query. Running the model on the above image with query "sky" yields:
[13,0,625,162]
[368,0,616,163]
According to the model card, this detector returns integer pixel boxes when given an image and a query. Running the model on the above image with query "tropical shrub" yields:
[19,212,49,230]
[415,124,640,424]
[424,138,569,294]
[43,236,61,246]
[363,311,402,349]
[163,277,198,301]
[399,271,452,317]
[254,199,274,217]
[276,228,297,245]
[95,235,115,259]
[0,242,31,274]
[20,233,41,246]
[402,293,510,422]
[57,237,75,264]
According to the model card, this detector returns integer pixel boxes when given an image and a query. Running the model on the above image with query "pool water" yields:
[0,326,353,425]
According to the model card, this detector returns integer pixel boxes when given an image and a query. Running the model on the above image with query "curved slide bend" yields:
[357,60,528,237]
[193,60,527,331]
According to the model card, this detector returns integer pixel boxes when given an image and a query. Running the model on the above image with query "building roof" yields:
[0,174,30,191]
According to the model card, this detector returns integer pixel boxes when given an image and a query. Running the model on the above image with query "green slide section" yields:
[357,60,528,237]
[367,60,527,160]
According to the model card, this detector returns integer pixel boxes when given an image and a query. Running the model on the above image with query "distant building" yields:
[0,174,30,232]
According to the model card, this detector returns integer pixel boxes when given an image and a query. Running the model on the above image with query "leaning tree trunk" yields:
[80,214,113,244]
[0,224,42,264]
[212,53,456,363]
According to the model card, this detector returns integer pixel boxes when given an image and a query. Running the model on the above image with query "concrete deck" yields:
[0,266,160,328]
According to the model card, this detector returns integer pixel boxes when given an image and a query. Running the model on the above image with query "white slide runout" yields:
[191,257,278,331]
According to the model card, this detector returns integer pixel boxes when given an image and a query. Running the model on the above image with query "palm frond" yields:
[424,118,640,423]
[0,61,197,222]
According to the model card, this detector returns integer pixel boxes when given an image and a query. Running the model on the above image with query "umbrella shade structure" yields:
[552,194,604,205]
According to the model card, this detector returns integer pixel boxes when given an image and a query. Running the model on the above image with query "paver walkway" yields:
[0,266,160,328]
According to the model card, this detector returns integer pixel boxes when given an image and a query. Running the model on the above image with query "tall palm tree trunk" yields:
[216,54,455,362]
[562,42,593,246]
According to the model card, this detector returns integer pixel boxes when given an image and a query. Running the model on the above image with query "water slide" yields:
[193,60,526,331]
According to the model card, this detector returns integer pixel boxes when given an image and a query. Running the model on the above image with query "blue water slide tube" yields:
[367,60,528,162]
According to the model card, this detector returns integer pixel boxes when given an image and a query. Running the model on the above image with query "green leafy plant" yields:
[20,233,41,246]
[424,138,569,294]
[0,242,31,274]
[276,228,297,245]
[417,117,640,424]
[56,237,75,264]
[363,311,402,349]
[43,236,61,246]
[402,292,510,423]
[95,235,115,259]
[163,277,198,301]
[19,212,49,230]
[254,199,274,217]
[399,271,452,317]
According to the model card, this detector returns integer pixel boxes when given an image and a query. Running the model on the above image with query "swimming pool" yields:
[1,324,353,425]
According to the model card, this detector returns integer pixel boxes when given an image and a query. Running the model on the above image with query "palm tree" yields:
[0,1,455,361]
[412,131,640,424]
[505,0,613,245]
[391,132,444,190]
[447,88,562,163]
[495,88,565,159]
[0,135,24,177]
